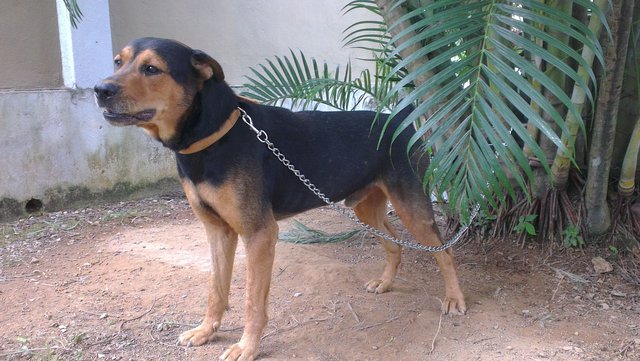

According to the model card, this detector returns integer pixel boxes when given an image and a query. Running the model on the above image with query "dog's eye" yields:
[114,59,122,68]
[143,65,161,76]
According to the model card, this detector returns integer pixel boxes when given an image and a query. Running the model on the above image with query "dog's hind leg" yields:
[348,185,402,294]
[383,180,467,315]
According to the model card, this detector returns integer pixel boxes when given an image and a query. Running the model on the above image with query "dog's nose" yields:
[94,82,120,101]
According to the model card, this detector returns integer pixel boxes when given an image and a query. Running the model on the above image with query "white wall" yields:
[109,0,378,85]
[0,1,62,89]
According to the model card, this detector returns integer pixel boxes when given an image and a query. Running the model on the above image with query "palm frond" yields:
[279,220,362,244]
[62,0,84,29]
[381,0,607,213]
[242,50,401,111]
[343,1,391,54]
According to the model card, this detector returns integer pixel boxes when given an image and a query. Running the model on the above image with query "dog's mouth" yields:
[102,109,156,126]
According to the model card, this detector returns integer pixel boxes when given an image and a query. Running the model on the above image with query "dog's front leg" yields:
[179,221,238,347]
[220,218,278,361]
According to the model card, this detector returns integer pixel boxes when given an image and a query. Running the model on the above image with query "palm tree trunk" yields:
[532,0,573,198]
[374,0,440,120]
[375,0,452,156]
[374,1,434,90]
[550,0,607,189]
[618,113,640,196]
[585,0,634,238]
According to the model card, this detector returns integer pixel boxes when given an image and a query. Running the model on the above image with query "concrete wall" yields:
[0,1,63,89]
[0,1,379,219]
[0,1,377,89]
[0,89,177,219]
[109,0,374,86]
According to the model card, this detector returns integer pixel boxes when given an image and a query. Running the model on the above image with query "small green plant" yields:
[608,245,619,255]
[562,225,585,248]
[475,211,497,227]
[15,336,30,345]
[39,346,61,361]
[68,331,87,347]
[100,209,141,223]
[156,319,180,331]
[514,215,537,236]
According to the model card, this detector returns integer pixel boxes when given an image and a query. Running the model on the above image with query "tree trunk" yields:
[550,0,607,189]
[612,3,640,173]
[374,0,435,98]
[532,0,572,198]
[618,113,640,196]
[374,0,443,121]
[585,0,634,238]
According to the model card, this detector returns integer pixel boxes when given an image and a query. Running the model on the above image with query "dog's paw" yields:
[364,278,392,294]
[178,324,217,347]
[219,341,257,361]
[442,294,467,315]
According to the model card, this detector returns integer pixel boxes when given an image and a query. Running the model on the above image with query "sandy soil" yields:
[1,194,639,360]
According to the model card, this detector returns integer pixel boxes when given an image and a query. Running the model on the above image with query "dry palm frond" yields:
[279,220,362,244]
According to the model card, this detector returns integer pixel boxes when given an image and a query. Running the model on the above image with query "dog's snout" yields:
[94,82,120,101]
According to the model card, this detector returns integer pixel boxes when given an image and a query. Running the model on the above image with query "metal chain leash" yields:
[238,107,479,252]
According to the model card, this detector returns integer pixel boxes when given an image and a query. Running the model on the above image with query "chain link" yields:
[238,107,478,252]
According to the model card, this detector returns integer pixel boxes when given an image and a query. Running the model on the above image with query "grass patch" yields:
[99,209,143,224]
[1,218,82,246]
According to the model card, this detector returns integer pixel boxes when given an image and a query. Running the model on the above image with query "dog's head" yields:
[94,37,225,144]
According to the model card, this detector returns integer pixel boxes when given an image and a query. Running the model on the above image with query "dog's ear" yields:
[191,50,225,82]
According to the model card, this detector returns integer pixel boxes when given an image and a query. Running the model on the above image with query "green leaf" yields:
[525,223,536,236]
[379,0,606,215]
[63,0,84,29]
[243,49,403,112]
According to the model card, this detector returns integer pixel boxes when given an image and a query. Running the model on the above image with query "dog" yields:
[94,37,466,361]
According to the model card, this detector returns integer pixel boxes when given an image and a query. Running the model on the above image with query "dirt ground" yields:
[1,194,640,361]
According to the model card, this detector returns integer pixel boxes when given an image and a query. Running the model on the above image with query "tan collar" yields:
[236,95,259,104]
[178,108,240,154]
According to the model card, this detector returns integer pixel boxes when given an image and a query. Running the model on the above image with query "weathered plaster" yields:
[0,89,178,220]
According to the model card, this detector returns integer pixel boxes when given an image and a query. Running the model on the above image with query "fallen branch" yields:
[0,270,45,282]
[261,317,330,340]
[119,295,158,333]
[347,302,361,323]
[355,316,400,331]
[429,299,444,355]
[0,345,70,358]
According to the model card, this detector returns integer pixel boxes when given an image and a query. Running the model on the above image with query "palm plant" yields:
[62,0,83,28]
[243,0,608,228]
[244,50,403,112]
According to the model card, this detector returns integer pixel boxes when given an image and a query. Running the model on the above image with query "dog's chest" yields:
[181,178,263,234]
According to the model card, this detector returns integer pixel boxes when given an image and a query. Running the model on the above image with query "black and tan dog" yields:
[94,37,466,360]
